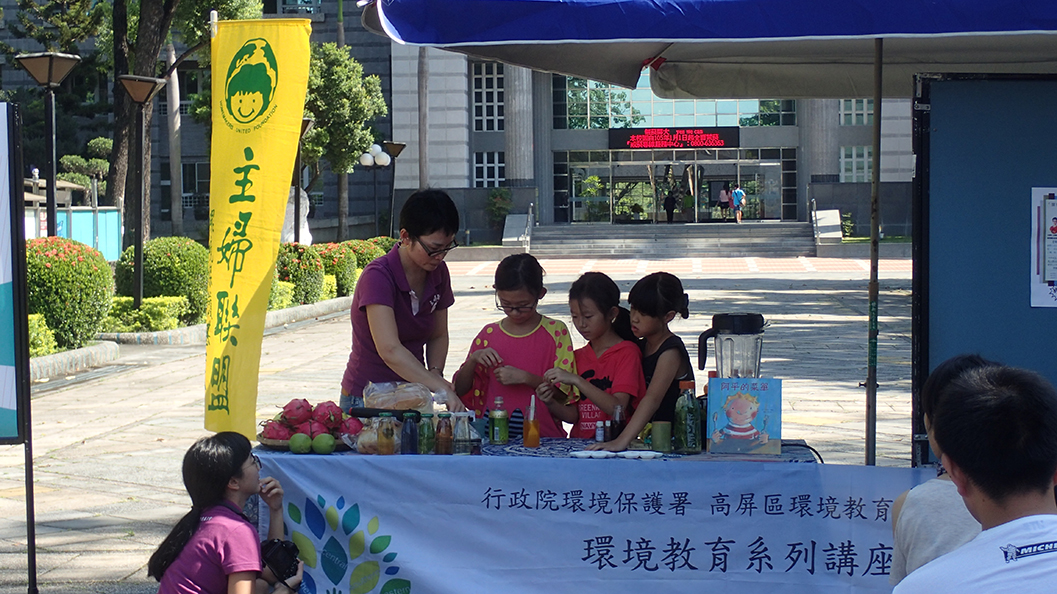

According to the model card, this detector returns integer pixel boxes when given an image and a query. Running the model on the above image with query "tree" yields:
[302,42,387,241]
[167,0,262,236]
[0,0,111,178]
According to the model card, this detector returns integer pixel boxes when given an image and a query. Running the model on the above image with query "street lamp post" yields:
[15,52,80,237]
[118,75,167,309]
[292,117,314,243]
[359,144,393,236]
[382,141,406,237]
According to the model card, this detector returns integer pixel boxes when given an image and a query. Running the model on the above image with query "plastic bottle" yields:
[674,380,702,454]
[595,421,605,442]
[400,411,419,454]
[523,395,541,448]
[611,405,626,441]
[418,413,435,454]
[377,413,396,455]
[604,420,612,442]
[435,413,453,455]
[453,413,473,455]
[489,396,509,445]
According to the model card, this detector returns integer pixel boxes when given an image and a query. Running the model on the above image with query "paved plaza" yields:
[0,255,912,593]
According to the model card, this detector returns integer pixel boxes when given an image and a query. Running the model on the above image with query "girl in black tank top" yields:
[588,272,691,452]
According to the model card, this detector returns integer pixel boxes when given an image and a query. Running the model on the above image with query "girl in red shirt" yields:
[542,272,646,438]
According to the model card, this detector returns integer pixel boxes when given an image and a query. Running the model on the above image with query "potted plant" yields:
[485,187,513,229]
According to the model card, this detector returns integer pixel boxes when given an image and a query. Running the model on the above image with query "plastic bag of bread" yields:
[363,381,432,413]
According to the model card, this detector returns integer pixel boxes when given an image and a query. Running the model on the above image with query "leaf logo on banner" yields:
[224,39,278,126]
[286,494,409,594]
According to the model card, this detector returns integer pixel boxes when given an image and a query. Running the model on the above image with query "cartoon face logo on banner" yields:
[223,38,279,128]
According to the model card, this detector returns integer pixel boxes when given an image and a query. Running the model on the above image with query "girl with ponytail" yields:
[588,272,693,451]
[149,432,300,594]
[542,272,646,438]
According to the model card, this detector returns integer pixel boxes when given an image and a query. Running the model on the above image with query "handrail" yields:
[810,198,820,246]
[522,202,534,250]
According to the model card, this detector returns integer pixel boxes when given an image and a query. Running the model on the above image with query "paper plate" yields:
[617,450,665,459]
[570,450,594,459]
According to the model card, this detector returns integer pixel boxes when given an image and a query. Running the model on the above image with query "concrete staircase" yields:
[528,222,816,258]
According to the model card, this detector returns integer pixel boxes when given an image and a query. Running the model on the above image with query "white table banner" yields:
[259,452,929,594]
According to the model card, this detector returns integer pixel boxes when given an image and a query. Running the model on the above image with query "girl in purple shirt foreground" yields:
[149,432,300,594]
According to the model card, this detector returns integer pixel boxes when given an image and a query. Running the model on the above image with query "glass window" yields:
[473,152,505,187]
[840,98,874,126]
[551,76,795,130]
[473,62,504,132]
[839,145,872,182]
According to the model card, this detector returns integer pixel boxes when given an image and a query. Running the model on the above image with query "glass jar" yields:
[400,411,419,454]
[377,413,396,455]
[418,413,435,455]
[435,413,453,455]
[453,413,473,455]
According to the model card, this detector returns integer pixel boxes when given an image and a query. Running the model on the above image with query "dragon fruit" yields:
[312,401,344,429]
[260,420,294,441]
[338,416,364,436]
[292,420,328,438]
[281,398,312,425]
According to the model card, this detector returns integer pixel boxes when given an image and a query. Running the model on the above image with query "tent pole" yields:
[865,38,883,466]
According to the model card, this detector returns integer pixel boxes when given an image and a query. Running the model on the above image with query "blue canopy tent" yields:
[361,0,1057,98]
[360,0,1057,464]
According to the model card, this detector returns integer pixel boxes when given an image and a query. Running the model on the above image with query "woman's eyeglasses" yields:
[246,453,261,470]
[416,238,459,258]
[495,295,539,314]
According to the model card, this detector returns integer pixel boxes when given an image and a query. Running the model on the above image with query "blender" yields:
[698,313,766,378]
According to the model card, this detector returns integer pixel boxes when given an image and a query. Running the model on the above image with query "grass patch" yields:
[842,236,911,244]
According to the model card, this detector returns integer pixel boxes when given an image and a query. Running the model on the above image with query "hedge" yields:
[27,314,57,357]
[115,237,209,323]
[25,237,113,349]
[275,243,323,305]
[342,239,386,269]
[315,242,361,296]
[101,296,191,333]
[322,275,337,301]
[367,236,398,253]
[268,278,295,311]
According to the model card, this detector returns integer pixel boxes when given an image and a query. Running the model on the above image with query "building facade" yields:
[0,1,914,242]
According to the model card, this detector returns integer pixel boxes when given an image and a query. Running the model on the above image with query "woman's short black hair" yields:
[400,189,460,238]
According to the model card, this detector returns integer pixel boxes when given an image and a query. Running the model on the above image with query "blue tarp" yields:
[363,0,1057,97]
[374,0,1057,45]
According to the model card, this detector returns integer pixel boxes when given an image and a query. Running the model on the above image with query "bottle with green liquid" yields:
[489,396,509,445]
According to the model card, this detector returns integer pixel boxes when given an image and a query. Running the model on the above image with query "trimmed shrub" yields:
[25,237,113,349]
[115,236,209,323]
[316,242,361,296]
[342,239,386,269]
[268,278,295,311]
[101,296,191,332]
[275,243,324,305]
[322,275,338,300]
[27,314,57,357]
[368,236,398,253]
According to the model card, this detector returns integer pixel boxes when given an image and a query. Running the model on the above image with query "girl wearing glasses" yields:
[340,190,466,413]
[149,432,300,594]
[454,253,577,437]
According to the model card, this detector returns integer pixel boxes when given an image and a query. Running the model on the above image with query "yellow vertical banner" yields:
[206,19,311,437]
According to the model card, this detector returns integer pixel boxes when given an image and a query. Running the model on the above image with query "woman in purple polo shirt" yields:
[340,190,466,412]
